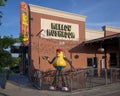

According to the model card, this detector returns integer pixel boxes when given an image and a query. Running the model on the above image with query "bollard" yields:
[36,70,42,89]
[105,69,108,85]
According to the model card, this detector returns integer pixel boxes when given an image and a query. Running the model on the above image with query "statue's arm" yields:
[64,57,75,71]
[42,56,56,64]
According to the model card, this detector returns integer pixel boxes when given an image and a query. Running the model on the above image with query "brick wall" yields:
[29,11,86,72]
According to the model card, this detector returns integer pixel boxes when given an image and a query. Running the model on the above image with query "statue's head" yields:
[56,48,64,57]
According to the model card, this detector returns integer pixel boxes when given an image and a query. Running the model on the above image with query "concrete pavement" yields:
[102,91,120,96]
[0,73,120,96]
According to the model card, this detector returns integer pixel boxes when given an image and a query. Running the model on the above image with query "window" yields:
[87,58,93,66]
[87,57,98,68]
[110,53,117,66]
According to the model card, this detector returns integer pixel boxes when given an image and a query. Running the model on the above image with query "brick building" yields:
[19,2,120,74]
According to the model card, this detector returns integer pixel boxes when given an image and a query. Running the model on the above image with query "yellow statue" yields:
[42,48,74,91]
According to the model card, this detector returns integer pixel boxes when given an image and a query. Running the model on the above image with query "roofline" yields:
[103,26,120,33]
[83,33,120,44]
[29,4,86,22]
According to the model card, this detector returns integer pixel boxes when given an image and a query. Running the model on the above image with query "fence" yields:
[31,68,120,92]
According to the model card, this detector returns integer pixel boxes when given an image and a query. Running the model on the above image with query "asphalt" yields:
[0,73,120,96]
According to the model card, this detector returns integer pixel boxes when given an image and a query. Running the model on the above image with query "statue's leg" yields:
[49,70,58,90]
[60,70,69,91]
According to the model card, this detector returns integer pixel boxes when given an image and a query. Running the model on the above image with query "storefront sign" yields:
[41,19,79,41]
[20,2,29,46]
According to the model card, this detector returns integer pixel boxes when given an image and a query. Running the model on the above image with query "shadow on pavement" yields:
[7,73,34,89]
[0,92,9,96]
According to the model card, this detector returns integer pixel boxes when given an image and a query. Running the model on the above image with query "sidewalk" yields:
[0,73,120,96]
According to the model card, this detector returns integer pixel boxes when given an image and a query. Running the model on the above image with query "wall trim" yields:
[29,4,86,22]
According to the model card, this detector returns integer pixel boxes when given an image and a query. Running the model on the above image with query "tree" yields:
[0,11,3,25]
[0,0,19,72]
[0,36,17,71]
[0,0,7,6]
[10,57,20,73]
[0,0,7,25]
[0,50,12,69]
[0,36,16,49]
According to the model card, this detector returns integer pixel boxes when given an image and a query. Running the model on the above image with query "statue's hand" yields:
[42,56,49,61]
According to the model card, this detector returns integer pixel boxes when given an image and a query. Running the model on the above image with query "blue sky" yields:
[0,0,120,38]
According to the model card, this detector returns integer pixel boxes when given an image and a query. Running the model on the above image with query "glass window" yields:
[87,57,98,68]
[110,53,117,66]
[87,58,93,66]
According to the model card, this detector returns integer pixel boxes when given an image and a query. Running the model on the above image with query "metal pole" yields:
[105,69,108,85]
[110,68,112,83]
[36,29,43,70]
[36,29,43,89]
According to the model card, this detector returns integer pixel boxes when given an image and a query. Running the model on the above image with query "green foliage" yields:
[0,50,12,70]
[11,57,20,67]
[19,34,24,44]
[0,0,19,72]
[0,0,8,25]
[10,57,20,73]
[0,11,3,25]
[0,36,17,71]
[0,0,7,6]
[0,36,17,50]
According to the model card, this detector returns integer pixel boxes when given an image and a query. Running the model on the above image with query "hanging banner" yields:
[20,2,29,46]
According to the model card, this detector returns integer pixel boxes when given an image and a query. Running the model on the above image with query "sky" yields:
[0,0,120,38]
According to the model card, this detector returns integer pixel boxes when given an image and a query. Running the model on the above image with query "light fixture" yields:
[98,41,105,52]
[98,47,104,52]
